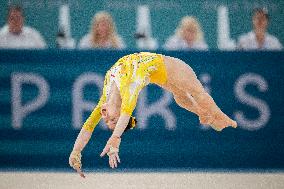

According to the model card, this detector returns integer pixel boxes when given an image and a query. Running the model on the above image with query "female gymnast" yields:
[69,52,237,177]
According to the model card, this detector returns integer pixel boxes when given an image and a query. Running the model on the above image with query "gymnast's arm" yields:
[69,94,106,176]
[72,94,106,152]
[71,72,108,155]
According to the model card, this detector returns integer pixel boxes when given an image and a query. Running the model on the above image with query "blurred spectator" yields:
[78,11,126,49]
[0,5,46,49]
[237,8,282,50]
[163,16,208,50]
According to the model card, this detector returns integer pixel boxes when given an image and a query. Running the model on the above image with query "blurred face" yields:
[8,9,24,34]
[253,12,268,33]
[101,103,120,131]
[182,25,197,44]
[94,19,111,38]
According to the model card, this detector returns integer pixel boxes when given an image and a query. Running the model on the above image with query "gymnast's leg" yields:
[162,56,237,131]
[164,82,200,115]
[163,81,211,126]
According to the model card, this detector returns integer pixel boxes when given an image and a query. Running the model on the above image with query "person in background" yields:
[78,11,126,49]
[237,8,282,50]
[0,5,46,49]
[163,16,208,50]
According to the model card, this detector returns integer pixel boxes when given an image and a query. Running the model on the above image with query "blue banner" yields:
[0,50,284,169]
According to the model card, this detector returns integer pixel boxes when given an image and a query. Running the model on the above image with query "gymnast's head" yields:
[101,103,136,132]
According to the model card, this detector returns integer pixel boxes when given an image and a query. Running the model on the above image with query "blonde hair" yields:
[176,16,204,42]
[90,11,120,48]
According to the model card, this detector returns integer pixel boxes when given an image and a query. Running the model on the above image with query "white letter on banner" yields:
[234,73,270,130]
[136,87,176,130]
[72,73,105,129]
[11,72,49,130]
[199,73,212,94]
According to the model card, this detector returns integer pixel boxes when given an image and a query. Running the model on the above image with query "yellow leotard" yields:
[83,52,167,132]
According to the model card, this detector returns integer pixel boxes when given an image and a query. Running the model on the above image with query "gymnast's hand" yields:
[69,150,86,178]
[100,136,121,168]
